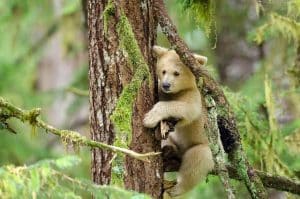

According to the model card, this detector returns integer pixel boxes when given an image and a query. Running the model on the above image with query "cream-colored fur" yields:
[143,46,214,197]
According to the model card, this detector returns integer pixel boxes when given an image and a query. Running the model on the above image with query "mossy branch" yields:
[0,97,160,162]
[154,1,267,198]
[204,95,236,199]
[165,163,300,195]
[223,165,300,196]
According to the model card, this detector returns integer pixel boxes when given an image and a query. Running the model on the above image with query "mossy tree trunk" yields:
[87,0,130,184]
[87,0,163,197]
[119,1,163,198]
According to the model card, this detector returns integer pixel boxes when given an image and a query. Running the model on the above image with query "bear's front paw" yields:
[143,111,160,128]
[166,184,183,198]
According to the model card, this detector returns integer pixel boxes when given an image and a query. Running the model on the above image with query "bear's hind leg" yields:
[167,144,214,197]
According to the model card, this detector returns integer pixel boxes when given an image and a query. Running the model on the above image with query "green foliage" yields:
[111,13,150,147]
[224,70,299,177]
[0,0,91,192]
[252,13,300,45]
[61,0,80,16]
[287,0,300,19]
[281,119,300,137]
[0,0,51,105]
[243,3,300,177]
[0,156,150,199]
[176,0,215,36]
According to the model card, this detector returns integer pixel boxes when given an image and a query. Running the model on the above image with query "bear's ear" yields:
[193,54,208,65]
[153,45,168,57]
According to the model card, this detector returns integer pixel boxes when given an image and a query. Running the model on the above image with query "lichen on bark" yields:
[204,94,236,199]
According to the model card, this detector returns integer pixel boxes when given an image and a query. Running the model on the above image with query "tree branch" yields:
[225,166,300,195]
[164,162,300,195]
[0,97,160,162]
[66,87,89,96]
[205,96,236,199]
[154,1,268,198]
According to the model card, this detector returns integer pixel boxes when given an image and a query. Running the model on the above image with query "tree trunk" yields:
[87,0,129,185]
[120,1,163,198]
[87,1,163,197]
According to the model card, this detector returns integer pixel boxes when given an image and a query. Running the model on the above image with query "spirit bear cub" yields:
[143,46,214,197]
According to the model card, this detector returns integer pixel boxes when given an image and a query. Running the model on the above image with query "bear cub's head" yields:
[153,46,207,94]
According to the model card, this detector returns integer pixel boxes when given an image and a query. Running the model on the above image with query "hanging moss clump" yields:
[110,13,150,147]
[177,0,215,37]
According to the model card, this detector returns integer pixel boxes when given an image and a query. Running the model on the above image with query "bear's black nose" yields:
[162,82,171,90]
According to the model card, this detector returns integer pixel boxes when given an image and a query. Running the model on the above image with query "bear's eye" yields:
[174,71,180,76]
[162,70,166,75]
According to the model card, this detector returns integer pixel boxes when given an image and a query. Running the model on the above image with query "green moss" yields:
[252,13,300,45]
[117,14,150,72]
[110,67,149,147]
[61,130,86,153]
[110,13,150,147]
[103,0,115,34]
[23,108,40,137]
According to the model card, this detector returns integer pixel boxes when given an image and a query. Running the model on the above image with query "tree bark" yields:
[87,0,129,185]
[120,1,163,198]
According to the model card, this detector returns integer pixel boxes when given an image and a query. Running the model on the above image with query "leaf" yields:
[29,169,40,192]
[54,156,81,170]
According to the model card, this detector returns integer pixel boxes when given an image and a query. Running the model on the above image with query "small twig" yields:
[15,22,59,65]
[0,121,17,134]
[0,97,160,162]
[66,87,89,96]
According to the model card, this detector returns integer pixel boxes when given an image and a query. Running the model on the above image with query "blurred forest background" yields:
[0,0,300,198]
